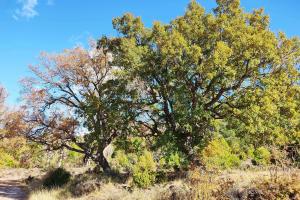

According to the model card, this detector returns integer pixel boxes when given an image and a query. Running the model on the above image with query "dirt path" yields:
[0,168,85,200]
[0,180,28,200]
[0,168,41,200]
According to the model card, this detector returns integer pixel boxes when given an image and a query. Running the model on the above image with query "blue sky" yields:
[1,0,299,104]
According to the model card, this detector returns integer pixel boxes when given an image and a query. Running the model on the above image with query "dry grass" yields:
[26,168,300,200]
[29,180,189,200]
[29,189,61,200]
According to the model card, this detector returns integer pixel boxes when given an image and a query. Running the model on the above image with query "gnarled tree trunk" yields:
[98,154,111,173]
[94,144,113,173]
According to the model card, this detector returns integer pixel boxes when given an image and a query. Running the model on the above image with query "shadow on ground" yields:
[0,180,28,200]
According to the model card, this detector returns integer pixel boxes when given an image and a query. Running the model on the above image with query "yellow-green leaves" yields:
[110,0,300,155]
[248,8,270,30]
[215,0,241,16]
[113,13,144,37]
[213,41,232,67]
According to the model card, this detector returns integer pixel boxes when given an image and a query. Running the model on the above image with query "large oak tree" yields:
[104,0,300,157]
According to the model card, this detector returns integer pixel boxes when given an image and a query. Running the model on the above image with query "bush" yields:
[43,168,71,188]
[114,137,146,155]
[0,150,18,168]
[133,151,157,188]
[0,137,43,168]
[112,150,140,174]
[165,151,188,170]
[113,150,135,172]
[253,147,271,166]
[201,137,240,170]
[157,142,189,170]
[65,144,85,167]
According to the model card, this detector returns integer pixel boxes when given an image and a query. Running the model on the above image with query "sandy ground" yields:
[0,167,88,200]
[0,168,41,200]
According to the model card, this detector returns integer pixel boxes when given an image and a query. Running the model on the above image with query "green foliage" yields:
[114,137,146,156]
[202,138,240,170]
[43,168,71,189]
[113,150,137,172]
[253,147,271,166]
[11,0,300,171]
[108,0,300,161]
[133,151,157,188]
[0,136,44,168]
[0,150,18,168]
[64,144,85,167]
[162,151,188,170]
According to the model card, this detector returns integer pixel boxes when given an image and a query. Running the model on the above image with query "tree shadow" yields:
[0,180,28,200]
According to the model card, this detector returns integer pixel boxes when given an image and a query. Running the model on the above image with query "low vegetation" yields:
[42,168,71,189]
[26,167,299,200]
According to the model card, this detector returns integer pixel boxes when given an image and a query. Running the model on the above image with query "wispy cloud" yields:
[13,0,39,20]
[47,0,54,6]
[68,31,93,47]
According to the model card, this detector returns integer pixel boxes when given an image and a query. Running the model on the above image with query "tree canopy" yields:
[21,46,137,171]
[106,0,300,155]
[19,0,300,171]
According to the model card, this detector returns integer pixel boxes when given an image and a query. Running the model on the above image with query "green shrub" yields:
[0,137,44,168]
[246,145,255,159]
[43,168,71,188]
[0,150,18,168]
[253,147,271,166]
[133,151,157,188]
[157,142,189,170]
[114,137,146,155]
[113,150,136,172]
[165,151,188,170]
[65,144,85,167]
[202,137,240,170]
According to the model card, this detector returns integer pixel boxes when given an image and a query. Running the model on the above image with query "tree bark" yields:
[99,154,111,173]
[94,145,111,173]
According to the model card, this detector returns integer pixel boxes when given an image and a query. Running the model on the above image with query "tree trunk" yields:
[99,154,111,173]
[94,146,111,173]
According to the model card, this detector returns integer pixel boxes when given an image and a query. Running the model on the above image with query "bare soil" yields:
[0,168,41,200]
[0,167,88,200]
[0,180,28,200]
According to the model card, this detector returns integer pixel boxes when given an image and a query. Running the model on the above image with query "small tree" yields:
[21,45,137,172]
[0,85,7,139]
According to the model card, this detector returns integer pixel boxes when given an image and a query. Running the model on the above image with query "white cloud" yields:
[14,0,39,20]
